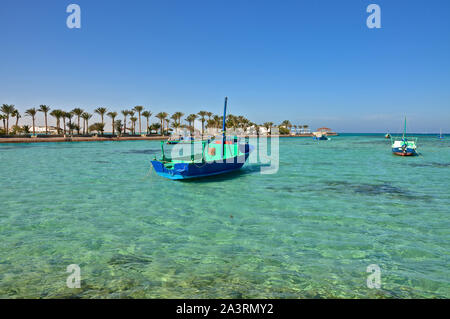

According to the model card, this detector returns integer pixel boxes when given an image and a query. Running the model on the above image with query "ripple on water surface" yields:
[0,136,449,298]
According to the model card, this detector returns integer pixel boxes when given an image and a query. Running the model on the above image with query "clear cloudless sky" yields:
[1,0,449,132]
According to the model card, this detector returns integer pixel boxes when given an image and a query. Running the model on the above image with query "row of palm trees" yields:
[279,120,310,133]
[1,103,310,136]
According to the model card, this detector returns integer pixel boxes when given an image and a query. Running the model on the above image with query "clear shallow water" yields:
[0,135,448,298]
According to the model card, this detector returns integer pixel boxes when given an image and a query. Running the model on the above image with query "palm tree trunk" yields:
[32,117,35,135]
[44,113,48,135]
[77,116,81,135]
[138,113,142,135]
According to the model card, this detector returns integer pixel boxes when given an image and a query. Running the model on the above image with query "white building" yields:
[30,126,59,134]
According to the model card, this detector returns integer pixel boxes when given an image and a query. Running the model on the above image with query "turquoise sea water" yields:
[0,134,449,298]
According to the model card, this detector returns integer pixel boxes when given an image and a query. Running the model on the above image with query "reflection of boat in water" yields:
[391,117,418,156]
[151,97,254,180]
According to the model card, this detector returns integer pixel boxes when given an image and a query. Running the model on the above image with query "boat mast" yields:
[222,97,227,159]
[403,116,406,140]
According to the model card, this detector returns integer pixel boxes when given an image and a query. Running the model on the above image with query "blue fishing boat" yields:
[391,117,418,156]
[313,133,330,141]
[151,97,254,180]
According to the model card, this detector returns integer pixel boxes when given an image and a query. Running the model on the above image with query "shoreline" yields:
[0,135,169,144]
[0,132,339,144]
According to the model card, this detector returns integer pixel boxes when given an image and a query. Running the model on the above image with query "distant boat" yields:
[385,133,391,139]
[313,134,329,141]
[438,129,444,140]
[312,131,330,140]
[391,117,418,156]
[151,97,254,180]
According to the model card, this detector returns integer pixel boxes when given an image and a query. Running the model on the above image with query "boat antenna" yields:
[222,96,228,159]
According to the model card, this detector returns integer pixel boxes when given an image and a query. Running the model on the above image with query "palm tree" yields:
[0,115,5,133]
[171,113,178,124]
[107,112,118,136]
[130,117,137,135]
[150,122,161,134]
[254,124,261,136]
[1,104,16,135]
[133,106,144,135]
[95,107,107,130]
[172,112,184,126]
[89,122,105,135]
[121,110,129,135]
[72,108,84,135]
[281,120,292,129]
[263,122,273,135]
[155,112,168,135]
[81,112,92,135]
[50,109,63,134]
[61,112,68,135]
[165,119,170,135]
[12,109,20,128]
[198,111,208,137]
[141,111,151,135]
[128,111,135,134]
[25,108,37,135]
[38,105,51,135]
[114,120,123,136]
[171,121,181,135]
[66,111,73,126]
[186,114,198,133]
[66,122,78,137]
[212,115,222,129]
[206,118,215,129]
[303,125,309,134]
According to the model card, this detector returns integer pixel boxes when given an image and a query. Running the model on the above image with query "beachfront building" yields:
[32,126,59,134]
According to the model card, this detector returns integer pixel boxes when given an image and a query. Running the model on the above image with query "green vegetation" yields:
[1,102,313,138]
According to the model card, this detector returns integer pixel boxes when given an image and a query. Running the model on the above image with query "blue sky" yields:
[1,0,449,132]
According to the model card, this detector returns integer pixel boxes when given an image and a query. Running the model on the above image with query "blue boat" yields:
[313,133,330,141]
[438,129,444,140]
[150,97,254,180]
[391,117,418,156]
